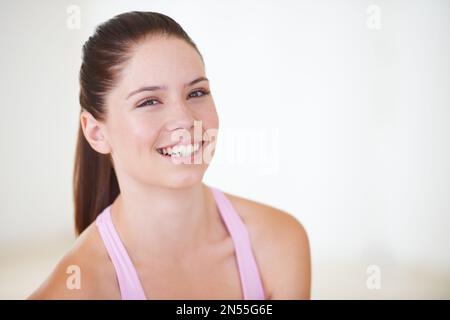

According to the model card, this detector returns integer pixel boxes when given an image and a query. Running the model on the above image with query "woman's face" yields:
[102,35,219,189]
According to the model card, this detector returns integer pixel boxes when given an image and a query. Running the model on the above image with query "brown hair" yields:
[73,11,204,235]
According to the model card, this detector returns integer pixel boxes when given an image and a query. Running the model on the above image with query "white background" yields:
[0,0,449,299]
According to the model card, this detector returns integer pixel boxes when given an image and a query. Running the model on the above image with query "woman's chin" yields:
[149,147,213,188]
[161,169,207,189]
[136,171,204,190]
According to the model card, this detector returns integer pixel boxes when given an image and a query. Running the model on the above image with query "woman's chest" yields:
[134,238,244,299]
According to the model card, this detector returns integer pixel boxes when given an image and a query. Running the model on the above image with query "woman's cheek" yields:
[129,120,160,154]
[197,103,219,128]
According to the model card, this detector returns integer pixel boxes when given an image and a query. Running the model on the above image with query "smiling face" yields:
[95,35,219,189]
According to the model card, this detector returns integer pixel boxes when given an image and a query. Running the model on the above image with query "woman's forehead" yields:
[124,36,204,82]
[108,37,206,102]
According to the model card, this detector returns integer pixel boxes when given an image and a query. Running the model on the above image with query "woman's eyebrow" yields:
[126,76,209,100]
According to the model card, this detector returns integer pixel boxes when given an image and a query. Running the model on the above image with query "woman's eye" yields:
[136,90,210,108]
[188,89,210,99]
[137,99,159,108]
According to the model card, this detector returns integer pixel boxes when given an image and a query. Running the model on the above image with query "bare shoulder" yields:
[27,222,119,300]
[224,191,311,300]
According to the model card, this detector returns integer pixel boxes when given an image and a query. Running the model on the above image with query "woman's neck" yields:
[110,180,215,258]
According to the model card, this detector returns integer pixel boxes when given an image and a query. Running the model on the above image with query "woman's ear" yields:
[80,110,112,154]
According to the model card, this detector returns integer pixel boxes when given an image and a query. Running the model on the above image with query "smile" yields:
[156,141,205,159]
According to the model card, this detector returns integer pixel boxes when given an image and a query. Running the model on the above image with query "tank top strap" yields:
[209,186,266,300]
[95,205,147,300]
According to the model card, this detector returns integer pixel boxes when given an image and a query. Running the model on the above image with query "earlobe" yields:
[80,111,111,155]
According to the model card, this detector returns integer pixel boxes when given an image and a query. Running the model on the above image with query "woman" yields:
[29,11,310,300]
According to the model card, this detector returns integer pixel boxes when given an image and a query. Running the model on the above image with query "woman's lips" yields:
[156,140,205,158]
[156,139,203,150]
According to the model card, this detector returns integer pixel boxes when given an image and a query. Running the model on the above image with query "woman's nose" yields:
[165,101,196,131]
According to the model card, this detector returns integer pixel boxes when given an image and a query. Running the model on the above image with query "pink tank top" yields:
[95,186,266,300]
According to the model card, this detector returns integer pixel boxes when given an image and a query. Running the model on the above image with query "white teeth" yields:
[178,145,186,155]
[159,142,201,157]
[193,143,200,152]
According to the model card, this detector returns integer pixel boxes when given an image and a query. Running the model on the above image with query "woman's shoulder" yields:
[223,191,311,299]
[223,191,309,246]
[28,221,120,300]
